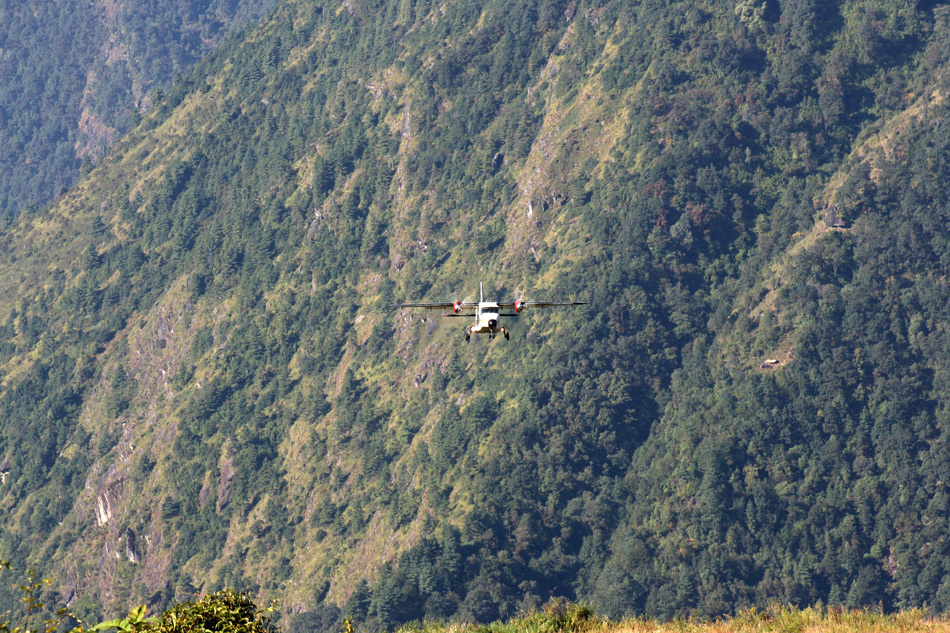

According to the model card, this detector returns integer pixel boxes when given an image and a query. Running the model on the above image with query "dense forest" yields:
[1,0,950,631]
[0,0,277,216]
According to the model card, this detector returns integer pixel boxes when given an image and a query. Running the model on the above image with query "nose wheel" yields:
[463,327,510,341]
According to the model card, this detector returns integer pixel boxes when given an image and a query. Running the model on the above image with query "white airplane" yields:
[392,283,587,341]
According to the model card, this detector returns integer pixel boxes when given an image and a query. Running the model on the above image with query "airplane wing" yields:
[524,301,589,308]
[497,301,589,310]
[391,301,477,312]
[391,302,455,309]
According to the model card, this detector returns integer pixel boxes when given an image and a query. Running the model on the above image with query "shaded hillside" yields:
[606,82,950,616]
[0,0,277,215]
[0,0,950,630]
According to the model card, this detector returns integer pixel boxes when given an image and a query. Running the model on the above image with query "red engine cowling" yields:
[514,300,524,313]
[453,301,462,314]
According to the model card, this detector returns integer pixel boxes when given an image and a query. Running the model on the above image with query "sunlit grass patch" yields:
[394,603,950,633]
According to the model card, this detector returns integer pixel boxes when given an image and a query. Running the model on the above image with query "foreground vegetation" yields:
[430,603,950,633]
[0,564,275,633]
[407,608,950,633]
[4,583,949,633]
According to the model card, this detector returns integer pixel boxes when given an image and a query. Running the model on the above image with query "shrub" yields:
[140,591,277,633]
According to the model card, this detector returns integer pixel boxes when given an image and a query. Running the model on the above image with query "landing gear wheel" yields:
[503,329,509,340]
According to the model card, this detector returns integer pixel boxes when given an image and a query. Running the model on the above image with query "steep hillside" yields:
[1,0,950,630]
[0,0,278,215]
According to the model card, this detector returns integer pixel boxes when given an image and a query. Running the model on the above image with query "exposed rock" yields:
[125,527,140,564]
[61,570,78,606]
[492,152,504,171]
[401,102,412,139]
[141,521,171,593]
[75,108,119,159]
[198,476,213,508]
[564,1,577,21]
[96,492,114,526]
[217,454,236,512]
[825,203,848,228]
[95,466,125,526]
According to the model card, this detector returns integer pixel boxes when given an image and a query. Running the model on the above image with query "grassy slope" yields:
[399,605,950,633]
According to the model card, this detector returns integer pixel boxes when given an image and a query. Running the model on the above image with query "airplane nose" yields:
[488,319,497,328]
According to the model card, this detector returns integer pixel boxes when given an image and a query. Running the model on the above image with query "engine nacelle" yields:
[453,301,462,314]
[514,300,524,313]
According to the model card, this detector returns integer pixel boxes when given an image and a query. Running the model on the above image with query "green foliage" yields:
[0,564,270,633]
[139,591,276,633]
[0,563,79,633]
[91,606,157,633]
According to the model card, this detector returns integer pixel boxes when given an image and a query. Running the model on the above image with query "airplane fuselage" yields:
[471,303,501,333]
[466,302,507,340]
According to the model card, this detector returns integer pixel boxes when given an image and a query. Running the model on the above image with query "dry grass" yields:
[395,604,950,633]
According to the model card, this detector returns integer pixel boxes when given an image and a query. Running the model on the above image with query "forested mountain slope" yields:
[0,0,277,215]
[1,0,950,630]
